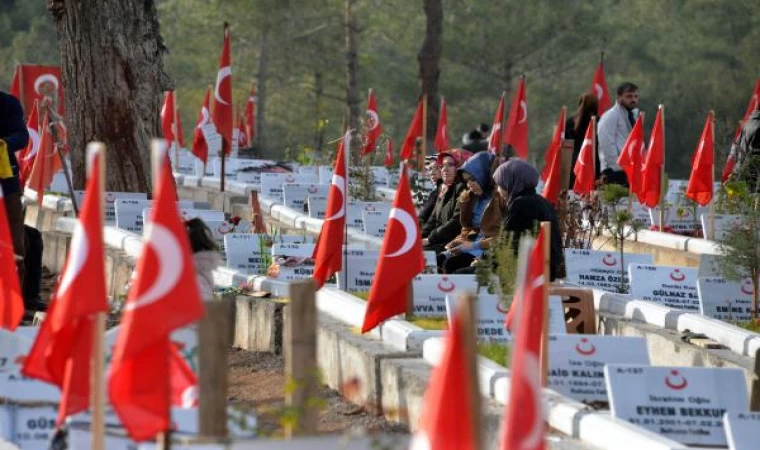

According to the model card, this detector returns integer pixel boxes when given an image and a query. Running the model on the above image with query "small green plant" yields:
[477,342,510,367]
[596,184,644,293]
[718,204,760,322]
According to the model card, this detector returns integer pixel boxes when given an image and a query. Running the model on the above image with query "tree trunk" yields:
[314,71,325,155]
[255,23,270,156]
[418,0,443,154]
[344,0,360,164]
[47,0,170,192]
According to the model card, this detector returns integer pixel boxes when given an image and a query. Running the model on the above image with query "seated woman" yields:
[421,149,471,254]
[417,155,442,225]
[493,159,564,281]
[440,151,502,274]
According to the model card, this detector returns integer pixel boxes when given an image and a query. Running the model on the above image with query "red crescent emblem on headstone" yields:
[105,192,116,204]
[574,337,596,356]
[436,276,455,293]
[665,369,688,390]
[365,204,375,211]
[669,269,686,282]
[602,254,617,267]
[741,279,754,296]
[14,355,26,365]
[496,300,510,314]
[308,185,318,194]
[286,175,296,183]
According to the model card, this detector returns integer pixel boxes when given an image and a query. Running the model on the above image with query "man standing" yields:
[597,82,639,184]
[0,90,30,293]
[731,109,760,191]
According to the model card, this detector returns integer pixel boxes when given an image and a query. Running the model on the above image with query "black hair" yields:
[616,82,639,96]
[185,218,219,253]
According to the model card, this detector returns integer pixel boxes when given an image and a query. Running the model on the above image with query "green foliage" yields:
[477,342,510,367]
[407,316,448,330]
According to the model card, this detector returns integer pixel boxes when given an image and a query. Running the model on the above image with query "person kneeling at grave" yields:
[185,218,222,300]
[494,159,565,281]
[438,151,502,274]
[421,149,471,254]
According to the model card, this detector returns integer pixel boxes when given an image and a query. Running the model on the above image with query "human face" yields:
[617,90,639,110]
[440,156,457,185]
[426,163,441,183]
[497,185,508,201]
[461,172,483,195]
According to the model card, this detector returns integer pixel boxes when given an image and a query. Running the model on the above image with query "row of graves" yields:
[0,325,257,449]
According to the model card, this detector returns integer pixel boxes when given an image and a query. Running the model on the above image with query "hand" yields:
[421,238,430,247]
[457,241,475,251]
[446,239,462,250]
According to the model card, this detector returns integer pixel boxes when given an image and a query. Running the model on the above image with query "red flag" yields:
[572,118,596,194]
[245,88,256,144]
[590,61,612,115]
[10,64,64,118]
[500,232,547,450]
[0,186,23,331]
[161,91,176,145]
[17,100,40,187]
[361,89,382,156]
[686,112,714,206]
[108,144,204,441]
[384,139,394,168]
[212,24,233,155]
[735,78,760,140]
[540,107,566,182]
[27,116,63,205]
[191,89,212,164]
[617,114,645,199]
[169,343,198,408]
[487,95,506,154]
[176,107,185,148]
[435,97,449,153]
[23,145,108,424]
[503,77,529,159]
[400,99,424,161]
[312,132,348,289]
[722,154,736,184]
[237,114,248,148]
[409,300,477,450]
[361,165,424,333]
[640,106,665,208]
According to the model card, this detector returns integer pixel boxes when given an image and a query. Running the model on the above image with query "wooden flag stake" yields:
[499,91,507,156]
[458,293,482,450]
[419,95,428,171]
[539,221,551,387]
[173,91,180,172]
[89,142,107,450]
[708,110,716,240]
[199,301,230,437]
[658,105,666,232]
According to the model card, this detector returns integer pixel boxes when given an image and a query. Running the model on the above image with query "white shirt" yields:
[597,103,634,171]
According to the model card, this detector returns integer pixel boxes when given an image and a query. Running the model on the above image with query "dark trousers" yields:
[23,225,42,304]
[4,192,25,288]
[441,253,476,274]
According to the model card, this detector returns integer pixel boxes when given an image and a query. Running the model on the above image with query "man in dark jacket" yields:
[1,91,30,296]
[732,110,760,191]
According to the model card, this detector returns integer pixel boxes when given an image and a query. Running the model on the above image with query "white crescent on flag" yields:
[23,128,40,161]
[367,109,380,131]
[56,223,89,296]
[125,223,183,311]
[214,66,232,105]
[518,100,528,124]
[324,175,346,221]
[33,74,59,95]
[385,207,417,258]
[594,83,605,101]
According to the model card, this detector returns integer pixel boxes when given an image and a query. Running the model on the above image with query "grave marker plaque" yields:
[629,264,699,311]
[564,249,653,293]
[271,243,316,280]
[724,411,760,450]
[697,277,754,322]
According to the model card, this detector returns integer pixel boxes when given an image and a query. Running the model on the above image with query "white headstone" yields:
[298,166,319,176]
[306,195,328,219]
[225,234,312,274]
[564,249,653,293]
[283,183,329,212]
[74,191,148,225]
[104,327,198,373]
[628,264,699,311]
[361,210,387,238]
[369,167,389,187]
[0,373,60,403]
[605,364,747,446]
[260,173,318,203]
[697,277,754,322]
[700,214,743,241]
[698,254,725,278]
[270,243,316,281]
[724,411,760,450]
[318,166,333,184]
[0,405,58,450]
[0,329,33,375]
[411,275,478,317]
[547,335,649,403]
[649,205,706,233]
[336,251,437,291]
[460,295,565,344]
[346,202,391,230]
[114,199,194,233]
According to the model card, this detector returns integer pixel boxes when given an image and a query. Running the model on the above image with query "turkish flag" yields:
[572,119,596,195]
[722,154,736,184]
[734,78,760,141]
[590,61,612,115]
[169,343,198,408]
[191,89,212,164]
[400,99,423,161]
[108,144,204,441]
[409,299,477,450]
[487,95,506,154]
[384,139,394,168]
[540,107,566,182]
[361,89,382,156]
[361,165,424,333]
[640,107,665,208]
[435,97,449,153]
[23,146,108,424]
[0,186,23,331]
[237,114,248,148]
[26,115,63,205]
[500,231,546,450]
[686,113,714,206]
[245,88,256,144]
[16,100,40,187]
[617,114,645,199]
[312,133,348,288]
[503,77,528,159]
[161,91,176,146]
[212,24,233,155]
[10,64,64,118]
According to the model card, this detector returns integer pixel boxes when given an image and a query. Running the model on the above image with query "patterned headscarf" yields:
[492,159,539,206]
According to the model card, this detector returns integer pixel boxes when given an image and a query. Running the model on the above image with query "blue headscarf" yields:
[458,152,495,192]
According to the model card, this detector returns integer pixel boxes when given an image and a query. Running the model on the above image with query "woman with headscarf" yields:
[421,149,472,254]
[439,151,502,274]
[566,93,599,189]
[493,159,564,281]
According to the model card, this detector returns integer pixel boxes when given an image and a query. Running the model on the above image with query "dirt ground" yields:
[227,348,409,438]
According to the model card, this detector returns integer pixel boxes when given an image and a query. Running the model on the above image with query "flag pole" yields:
[459,293,482,450]
[499,91,507,155]
[420,95,428,171]
[203,84,213,178]
[708,110,716,240]
[539,221,550,387]
[658,105,666,232]
[17,64,25,114]
[89,142,107,450]
[343,129,351,292]
[173,91,180,173]
[592,115,597,193]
